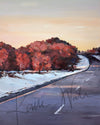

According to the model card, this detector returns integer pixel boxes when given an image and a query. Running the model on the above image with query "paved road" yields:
[0,60,100,125]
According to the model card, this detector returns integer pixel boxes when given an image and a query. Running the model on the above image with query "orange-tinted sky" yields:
[0,0,100,50]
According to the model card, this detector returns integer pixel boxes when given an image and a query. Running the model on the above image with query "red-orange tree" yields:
[16,52,30,70]
[32,52,51,73]
[0,42,17,71]
[0,48,9,70]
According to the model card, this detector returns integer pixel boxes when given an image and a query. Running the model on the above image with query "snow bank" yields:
[76,55,89,70]
[92,55,100,61]
[0,55,89,98]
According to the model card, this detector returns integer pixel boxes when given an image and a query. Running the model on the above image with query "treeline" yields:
[87,47,100,55]
[0,37,79,72]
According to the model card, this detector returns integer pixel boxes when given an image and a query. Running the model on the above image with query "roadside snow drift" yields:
[92,55,100,61]
[0,55,89,98]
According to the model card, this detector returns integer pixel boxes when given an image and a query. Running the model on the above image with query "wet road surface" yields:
[0,60,100,125]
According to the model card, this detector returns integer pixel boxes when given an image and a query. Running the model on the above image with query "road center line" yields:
[54,104,64,115]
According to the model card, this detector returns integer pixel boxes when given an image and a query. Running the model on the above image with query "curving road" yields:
[0,60,100,125]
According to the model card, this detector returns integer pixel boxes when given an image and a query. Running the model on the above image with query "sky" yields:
[0,0,100,51]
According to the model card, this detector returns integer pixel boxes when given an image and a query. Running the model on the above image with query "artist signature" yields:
[59,85,89,109]
[26,99,48,112]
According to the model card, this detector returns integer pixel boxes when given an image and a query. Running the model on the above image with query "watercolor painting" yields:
[0,0,100,125]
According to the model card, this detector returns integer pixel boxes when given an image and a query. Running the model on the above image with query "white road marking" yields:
[75,86,81,90]
[85,78,91,81]
[54,104,64,115]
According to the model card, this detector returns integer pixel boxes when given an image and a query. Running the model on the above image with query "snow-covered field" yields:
[0,55,89,98]
[92,55,100,61]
